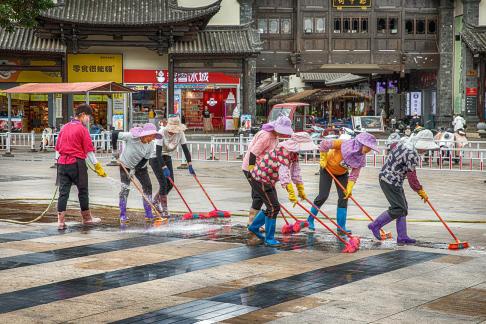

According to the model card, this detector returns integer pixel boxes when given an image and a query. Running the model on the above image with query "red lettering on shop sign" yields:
[123,69,239,84]
[466,87,478,96]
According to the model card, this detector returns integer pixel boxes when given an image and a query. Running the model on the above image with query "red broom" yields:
[280,209,293,234]
[280,204,308,233]
[296,201,359,253]
[426,200,469,250]
[167,176,208,220]
[325,167,392,240]
[191,174,231,218]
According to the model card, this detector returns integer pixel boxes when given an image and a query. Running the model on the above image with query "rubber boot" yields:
[307,206,318,231]
[248,210,265,242]
[336,207,352,235]
[264,217,280,247]
[119,198,128,224]
[152,193,163,214]
[57,211,67,230]
[396,216,416,244]
[143,199,154,222]
[81,210,101,226]
[367,211,393,240]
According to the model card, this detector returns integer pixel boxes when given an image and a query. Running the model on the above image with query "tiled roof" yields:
[256,81,283,96]
[39,0,221,26]
[461,23,486,54]
[170,24,262,55]
[0,28,65,54]
[300,73,347,82]
[326,73,366,86]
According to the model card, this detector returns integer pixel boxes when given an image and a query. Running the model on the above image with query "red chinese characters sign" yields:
[124,70,239,84]
[466,87,478,96]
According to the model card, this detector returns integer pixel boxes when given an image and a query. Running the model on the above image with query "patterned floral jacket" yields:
[250,146,303,187]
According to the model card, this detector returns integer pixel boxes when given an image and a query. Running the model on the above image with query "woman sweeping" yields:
[307,132,379,234]
[368,130,438,244]
[118,123,161,224]
[247,132,316,247]
[241,115,293,226]
[149,115,194,217]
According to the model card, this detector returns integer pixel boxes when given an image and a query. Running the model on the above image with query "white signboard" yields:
[113,94,125,115]
[410,92,422,116]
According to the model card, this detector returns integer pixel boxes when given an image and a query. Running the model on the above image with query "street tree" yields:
[0,0,55,32]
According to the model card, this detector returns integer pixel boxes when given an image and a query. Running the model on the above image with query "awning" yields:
[2,82,134,94]
[319,64,400,74]
[318,89,372,102]
[256,81,283,96]
[284,89,321,102]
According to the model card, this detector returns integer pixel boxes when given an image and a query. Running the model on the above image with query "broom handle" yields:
[426,200,460,242]
[192,174,218,210]
[304,197,354,239]
[279,204,299,222]
[279,210,290,225]
[325,167,388,237]
[119,162,162,219]
[296,201,347,245]
[167,176,192,213]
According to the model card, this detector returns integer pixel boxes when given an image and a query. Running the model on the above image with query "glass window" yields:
[377,18,386,34]
[416,19,425,34]
[269,18,279,34]
[405,19,414,34]
[352,18,359,33]
[361,18,368,33]
[281,18,291,34]
[304,17,313,33]
[258,19,268,34]
[316,17,325,33]
[343,17,351,33]
[334,18,341,33]
[389,17,398,34]
[427,19,437,34]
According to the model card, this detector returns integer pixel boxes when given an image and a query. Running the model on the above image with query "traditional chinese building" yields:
[0,0,261,132]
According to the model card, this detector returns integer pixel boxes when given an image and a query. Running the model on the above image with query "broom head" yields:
[292,220,309,233]
[182,212,208,220]
[281,223,293,234]
[342,242,357,253]
[208,210,231,218]
[448,241,469,250]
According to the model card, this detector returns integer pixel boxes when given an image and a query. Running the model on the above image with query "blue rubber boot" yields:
[307,206,318,231]
[119,198,128,224]
[264,217,280,247]
[337,207,352,235]
[248,210,265,240]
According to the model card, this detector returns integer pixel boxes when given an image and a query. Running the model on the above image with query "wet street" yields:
[0,159,485,323]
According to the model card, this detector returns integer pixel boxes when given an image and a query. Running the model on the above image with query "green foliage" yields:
[0,0,55,31]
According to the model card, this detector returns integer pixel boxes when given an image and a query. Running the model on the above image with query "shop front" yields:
[124,69,240,131]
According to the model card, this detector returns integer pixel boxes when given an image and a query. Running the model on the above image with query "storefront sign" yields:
[410,92,422,116]
[55,94,62,118]
[465,77,478,116]
[0,59,62,83]
[112,94,125,115]
[466,87,478,96]
[67,54,123,83]
[0,93,30,100]
[123,69,239,85]
[333,0,371,8]
[30,94,48,101]
[73,94,108,102]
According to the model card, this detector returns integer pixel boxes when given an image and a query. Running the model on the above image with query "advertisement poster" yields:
[67,54,123,83]
[410,92,422,116]
[240,114,252,130]
[112,93,125,115]
[174,89,182,115]
[112,115,124,131]
[0,59,61,83]
[352,116,384,132]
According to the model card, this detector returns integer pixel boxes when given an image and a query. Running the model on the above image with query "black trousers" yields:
[57,159,89,212]
[313,168,348,209]
[379,179,408,219]
[119,166,152,201]
[248,177,280,219]
[243,170,264,210]
[149,155,174,196]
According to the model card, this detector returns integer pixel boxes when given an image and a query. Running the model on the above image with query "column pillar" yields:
[168,54,175,115]
[436,0,455,127]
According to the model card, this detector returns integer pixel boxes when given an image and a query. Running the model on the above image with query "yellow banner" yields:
[67,54,123,83]
[73,94,108,102]
[30,94,48,101]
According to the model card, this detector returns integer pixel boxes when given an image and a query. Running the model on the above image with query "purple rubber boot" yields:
[368,211,393,240]
[143,198,154,221]
[396,216,416,244]
[119,198,128,223]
